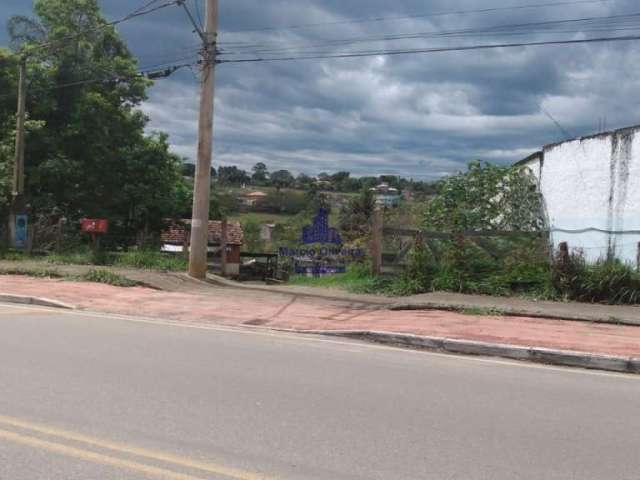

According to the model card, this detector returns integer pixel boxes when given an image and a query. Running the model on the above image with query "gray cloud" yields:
[3,0,640,179]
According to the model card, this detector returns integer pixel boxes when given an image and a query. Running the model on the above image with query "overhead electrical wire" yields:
[218,11,640,55]
[217,34,640,64]
[21,0,182,54]
[222,0,616,34]
[0,60,199,100]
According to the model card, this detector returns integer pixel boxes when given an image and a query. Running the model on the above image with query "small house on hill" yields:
[239,191,268,207]
[161,220,244,276]
[370,182,401,207]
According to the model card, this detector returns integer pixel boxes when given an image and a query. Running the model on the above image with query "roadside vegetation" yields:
[293,162,640,305]
[0,265,140,287]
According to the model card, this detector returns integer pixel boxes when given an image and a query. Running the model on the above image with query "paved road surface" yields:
[1,304,639,479]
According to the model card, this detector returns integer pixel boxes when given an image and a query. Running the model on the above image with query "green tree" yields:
[218,166,250,186]
[270,169,294,189]
[339,188,375,242]
[424,161,545,233]
[251,162,268,184]
[4,0,187,242]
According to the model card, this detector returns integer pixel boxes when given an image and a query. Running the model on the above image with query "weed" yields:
[80,269,139,287]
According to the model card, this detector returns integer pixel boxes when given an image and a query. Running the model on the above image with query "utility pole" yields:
[188,0,218,279]
[9,56,27,248]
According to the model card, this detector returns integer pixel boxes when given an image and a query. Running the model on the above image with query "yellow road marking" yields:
[0,415,272,480]
[0,428,207,480]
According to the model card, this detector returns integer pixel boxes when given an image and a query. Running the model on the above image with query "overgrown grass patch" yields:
[0,267,64,279]
[113,250,186,271]
[80,269,140,287]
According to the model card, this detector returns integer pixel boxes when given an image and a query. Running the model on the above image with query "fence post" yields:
[26,223,36,255]
[55,218,65,253]
[220,219,228,277]
[371,207,383,275]
[558,241,569,265]
[636,242,640,272]
[183,229,190,260]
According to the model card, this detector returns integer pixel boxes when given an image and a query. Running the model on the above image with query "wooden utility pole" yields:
[188,0,219,279]
[9,56,27,247]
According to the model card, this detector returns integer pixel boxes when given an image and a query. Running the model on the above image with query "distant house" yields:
[239,191,268,207]
[370,182,401,207]
[161,220,244,276]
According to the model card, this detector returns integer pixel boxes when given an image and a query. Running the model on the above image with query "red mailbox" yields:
[81,219,109,234]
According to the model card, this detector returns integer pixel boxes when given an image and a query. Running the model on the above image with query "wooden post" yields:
[558,241,569,265]
[55,218,65,253]
[220,219,228,277]
[26,224,35,255]
[182,229,191,260]
[9,57,27,248]
[371,208,383,275]
[188,0,219,279]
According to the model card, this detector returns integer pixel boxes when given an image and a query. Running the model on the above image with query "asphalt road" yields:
[0,304,639,480]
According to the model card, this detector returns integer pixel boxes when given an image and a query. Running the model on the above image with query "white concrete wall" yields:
[523,126,640,264]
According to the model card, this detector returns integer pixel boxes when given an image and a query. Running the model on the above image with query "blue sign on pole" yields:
[15,214,28,250]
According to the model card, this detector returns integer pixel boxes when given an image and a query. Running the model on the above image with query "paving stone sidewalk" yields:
[1,275,640,360]
[2,261,639,325]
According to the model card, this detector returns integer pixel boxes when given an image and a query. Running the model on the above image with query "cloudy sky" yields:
[2,0,640,179]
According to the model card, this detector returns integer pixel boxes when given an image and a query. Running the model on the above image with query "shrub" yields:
[553,254,640,305]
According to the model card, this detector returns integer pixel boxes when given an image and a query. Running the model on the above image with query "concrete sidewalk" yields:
[3,261,639,325]
[1,275,639,368]
[208,274,640,326]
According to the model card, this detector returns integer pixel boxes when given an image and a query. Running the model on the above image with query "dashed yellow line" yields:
[0,415,272,480]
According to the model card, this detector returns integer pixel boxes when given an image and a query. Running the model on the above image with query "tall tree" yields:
[251,162,268,184]
[4,0,189,240]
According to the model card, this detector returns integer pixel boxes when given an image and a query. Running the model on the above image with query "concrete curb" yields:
[389,302,640,327]
[273,329,640,374]
[0,293,76,310]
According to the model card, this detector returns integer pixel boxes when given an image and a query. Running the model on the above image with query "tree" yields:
[295,173,313,190]
[4,0,187,243]
[218,166,250,186]
[423,161,545,233]
[270,169,294,189]
[251,162,268,184]
[338,188,375,242]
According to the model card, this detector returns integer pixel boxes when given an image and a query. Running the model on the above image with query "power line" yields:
[218,33,640,64]
[21,0,182,55]
[0,61,198,100]
[218,11,640,55]
[222,0,616,34]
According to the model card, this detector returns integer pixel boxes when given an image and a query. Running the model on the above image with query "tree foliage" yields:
[1,0,189,242]
[423,161,546,233]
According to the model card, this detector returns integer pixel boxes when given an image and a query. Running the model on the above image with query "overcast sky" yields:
[2,0,640,179]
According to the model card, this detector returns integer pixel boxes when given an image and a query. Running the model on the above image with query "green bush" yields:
[553,254,640,305]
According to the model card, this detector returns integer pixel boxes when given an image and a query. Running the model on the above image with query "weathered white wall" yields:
[522,126,640,264]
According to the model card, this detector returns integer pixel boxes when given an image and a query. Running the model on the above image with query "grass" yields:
[0,267,64,279]
[1,248,187,272]
[0,265,141,288]
[289,263,394,295]
[228,212,296,225]
[80,269,140,287]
